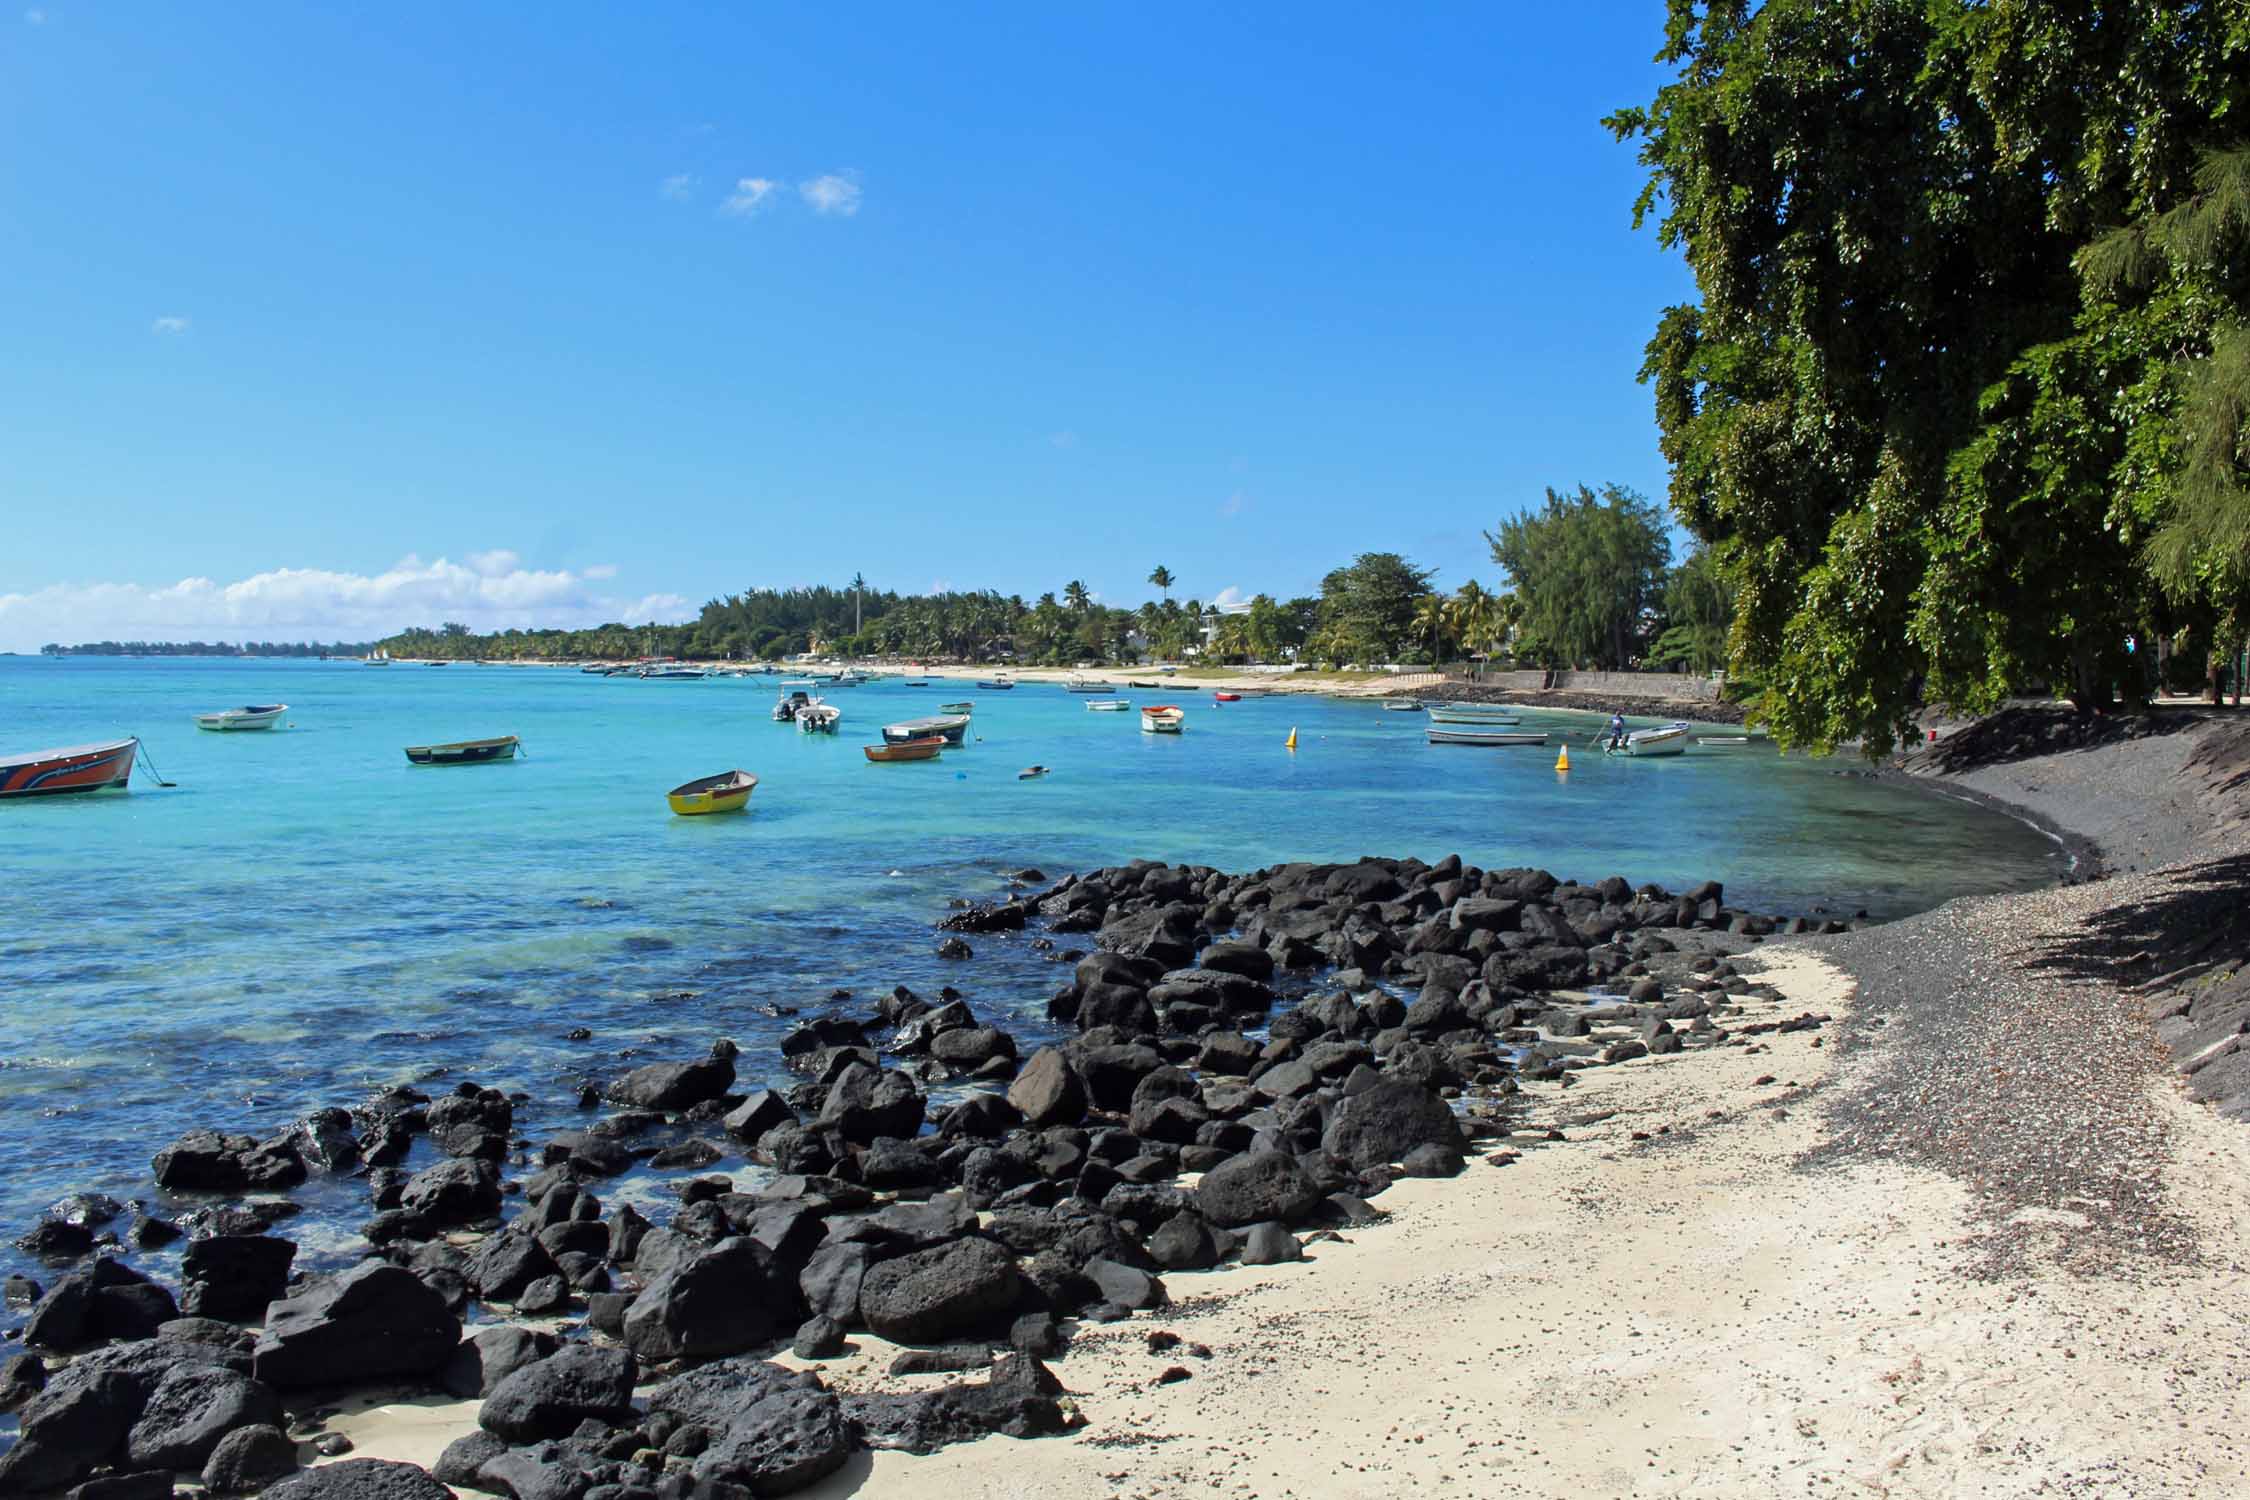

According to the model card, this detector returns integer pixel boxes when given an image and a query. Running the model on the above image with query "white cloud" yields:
[800,172,862,216]
[1219,490,1247,517]
[151,316,190,336]
[720,177,777,216]
[582,563,618,580]
[1209,586,1250,611]
[659,173,697,202]
[464,549,521,576]
[0,556,695,651]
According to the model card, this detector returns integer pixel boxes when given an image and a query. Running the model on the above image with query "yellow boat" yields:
[667,769,757,815]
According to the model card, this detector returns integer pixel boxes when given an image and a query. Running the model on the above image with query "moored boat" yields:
[796,704,842,734]
[1427,727,1549,746]
[881,714,971,745]
[639,666,707,680]
[1017,764,1051,779]
[938,701,974,715]
[0,737,140,798]
[1425,704,1521,725]
[865,737,944,763]
[1618,722,1693,757]
[193,704,288,731]
[1695,733,1769,749]
[974,676,1016,690]
[904,679,931,687]
[773,691,814,722]
[1127,680,1165,689]
[1141,705,1185,734]
[1212,691,1241,702]
[404,736,520,766]
[1086,699,1132,712]
[667,769,757,815]
[1381,698,1423,712]
[1065,675,1121,693]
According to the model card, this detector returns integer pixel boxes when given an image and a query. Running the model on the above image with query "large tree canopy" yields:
[1486,484,1671,669]
[1609,0,2250,752]
[1316,552,1436,662]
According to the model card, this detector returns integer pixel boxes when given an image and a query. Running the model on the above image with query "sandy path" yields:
[331,945,2250,1497]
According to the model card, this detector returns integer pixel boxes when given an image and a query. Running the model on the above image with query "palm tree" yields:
[850,571,866,637]
[1063,579,1091,614]
[1413,594,1454,665]
[1148,564,1174,603]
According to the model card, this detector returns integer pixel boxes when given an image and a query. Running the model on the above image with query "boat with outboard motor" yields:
[1141,705,1185,734]
[796,704,842,734]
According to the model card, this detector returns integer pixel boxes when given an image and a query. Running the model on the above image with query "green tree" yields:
[1316,553,1435,663]
[1062,579,1091,615]
[1609,0,2250,750]
[1148,564,1174,602]
[1485,485,1670,669]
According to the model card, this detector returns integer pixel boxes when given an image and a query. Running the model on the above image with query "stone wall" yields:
[1449,668,1723,702]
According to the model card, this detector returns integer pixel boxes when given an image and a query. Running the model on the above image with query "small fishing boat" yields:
[1065,676,1121,693]
[365,650,392,666]
[974,677,1016,690]
[779,678,818,689]
[639,666,707,680]
[580,663,613,674]
[904,679,931,688]
[773,691,813,722]
[1127,680,1166,689]
[1427,727,1549,746]
[1425,705,1521,725]
[796,704,842,734]
[1086,698,1132,712]
[404,735,520,766]
[865,737,944,763]
[1141,705,1185,734]
[667,769,757,815]
[1381,698,1424,712]
[1695,734,1762,748]
[1618,722,1694,757]
[426,660,450,668]
[1017,764,1051,780]
[881,714,971,745]
[0,737,140,798]
[1212,691,1242,703]
[938,701,974,715]
[193,704,287,731]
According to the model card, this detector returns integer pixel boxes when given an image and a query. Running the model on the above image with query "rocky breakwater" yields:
[1,856,1839,1496]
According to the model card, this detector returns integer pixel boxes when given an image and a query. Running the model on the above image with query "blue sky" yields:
[0,3,1694,648]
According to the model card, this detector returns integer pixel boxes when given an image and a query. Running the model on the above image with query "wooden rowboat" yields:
[1427,727,1549,746]
[404,736,520,766]
[938,701,974,715]
[1141,705,1185,734]
[865,737,944,763]
[668,769,757,815]
[1212,691,1242,702]
[0,737,140,798]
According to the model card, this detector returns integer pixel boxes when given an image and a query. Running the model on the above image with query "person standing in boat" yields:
[1606,712,1628,752]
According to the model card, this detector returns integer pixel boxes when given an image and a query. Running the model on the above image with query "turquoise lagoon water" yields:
[0,656,2059,1280]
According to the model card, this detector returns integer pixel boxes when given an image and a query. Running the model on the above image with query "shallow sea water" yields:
[0,657,2061,1285]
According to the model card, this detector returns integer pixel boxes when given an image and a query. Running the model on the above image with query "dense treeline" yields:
[40,640,378,657]
[372,526,1731,673]
[1610,0,2250,751]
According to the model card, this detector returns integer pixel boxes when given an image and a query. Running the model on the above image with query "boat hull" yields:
[1623,724,1693,757]
[1427,728,1549,746]
[881,715,970,745]
[0,737,139,798]
[404,736,520,766]
[1141,706,1185,734]
[194,704,287,731]
[668,770,757,814]
[865,738,944,762]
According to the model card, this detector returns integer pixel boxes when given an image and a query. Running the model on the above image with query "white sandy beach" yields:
[329,943,2250,1497]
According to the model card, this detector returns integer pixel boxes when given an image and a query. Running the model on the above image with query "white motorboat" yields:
[193,704,288,731]
[1617,721,1693,757]
[1085,699,1133,712]
[1427,727,1548,746]
[1381,698,1424,712]
[796,704,842,734]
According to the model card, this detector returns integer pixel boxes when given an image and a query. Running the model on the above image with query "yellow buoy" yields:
[1555,744,1571,772]
[1285,726,1298,750]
